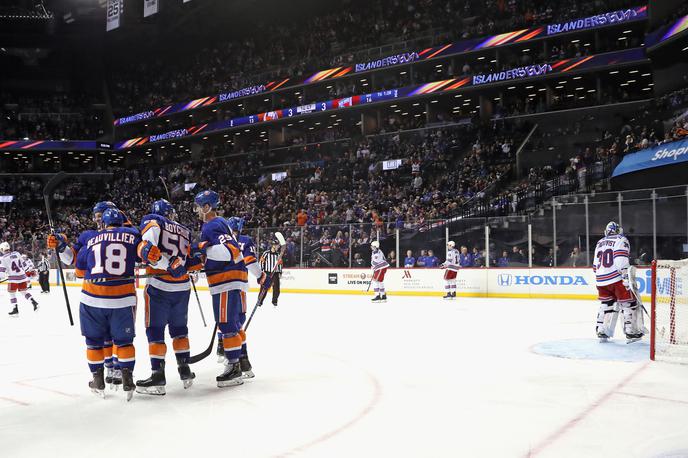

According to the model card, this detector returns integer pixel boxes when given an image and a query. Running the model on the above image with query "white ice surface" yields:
[1,288,687,458]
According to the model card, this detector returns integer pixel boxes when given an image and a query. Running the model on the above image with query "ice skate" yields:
[31,298,39,311]
[216,361,244,388]
[136,367,166,395]
[89,368,106,398]
[110,369,122,391]
[379,294,387,303]
[178,364,195,389]
[443,292,452,300]
[240,356,254,379]
[626,333,643,344]
[8,306,18,317]
[597,331,609,343]
[371,294,382,303]
[121,368,135,401]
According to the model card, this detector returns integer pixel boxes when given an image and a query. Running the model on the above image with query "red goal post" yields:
[651,259,688,363]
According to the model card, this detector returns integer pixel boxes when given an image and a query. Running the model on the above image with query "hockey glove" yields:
[47,233,68,253]
[190,241,208,258]
[167,256,187,278]
[620,268,630,290]
[137,241,162,264]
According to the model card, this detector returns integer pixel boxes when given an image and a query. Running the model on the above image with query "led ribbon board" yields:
[114,48,646,150]
[114,6,647,127]
[0,140,102,151]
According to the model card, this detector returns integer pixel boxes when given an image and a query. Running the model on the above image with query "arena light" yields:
[507,86,515,90]
[573,76,582,80]
[609,70,619,74]
[629,70,639,74]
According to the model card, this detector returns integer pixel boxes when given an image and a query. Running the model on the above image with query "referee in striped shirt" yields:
[260,239,283,306]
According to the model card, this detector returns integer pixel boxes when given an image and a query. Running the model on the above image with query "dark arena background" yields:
[1,1,688,456]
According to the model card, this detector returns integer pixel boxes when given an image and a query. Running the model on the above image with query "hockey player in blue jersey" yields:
[48,200,124,388]
[218,216,268,378]
[191,190,248,388]
[135,199,202,395]
[74,208,144,400]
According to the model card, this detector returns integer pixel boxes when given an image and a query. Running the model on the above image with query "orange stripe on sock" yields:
[117,345,135,361]
[149,342,166,357]
[172,337,190,352]
[238,329,246,343]
[87,348,104,363]
[223,334,242,351]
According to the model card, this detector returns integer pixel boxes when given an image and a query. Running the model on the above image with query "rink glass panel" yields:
[487,216,530,267]
[552,197,589,267]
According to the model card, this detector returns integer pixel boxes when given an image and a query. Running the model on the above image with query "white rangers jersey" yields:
[22,257,36,276]
[444,248,460,271]
[371,250,389,271]
[0,251,29,283]
[592,235,630,286]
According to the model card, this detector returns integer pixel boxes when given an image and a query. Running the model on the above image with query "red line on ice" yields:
[524,362,649,457]
[274,355,383,457]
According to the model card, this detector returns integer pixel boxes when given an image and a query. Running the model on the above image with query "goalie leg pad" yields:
[596,300,618,338]
[621,300,643,337]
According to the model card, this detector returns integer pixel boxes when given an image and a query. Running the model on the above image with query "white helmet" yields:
[0,242,9,254]
[371,240,380,250]
[447,241,455,249]
[604,221,623,237]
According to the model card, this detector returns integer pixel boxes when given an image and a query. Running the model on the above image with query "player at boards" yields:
[0,242,39,316]
[135,199,202,395]
[370,240,389,303]
[593,221,644,344]
[191,190,249,388]
[441,241,460,300]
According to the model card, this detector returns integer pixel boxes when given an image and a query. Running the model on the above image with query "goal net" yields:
[651,259,688,363]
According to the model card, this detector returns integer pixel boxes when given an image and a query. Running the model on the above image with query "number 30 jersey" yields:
[76,226,141,309]
[592,234,630,286]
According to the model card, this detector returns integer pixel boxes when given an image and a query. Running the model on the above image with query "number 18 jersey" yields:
[592,234,630,286]
[76,226,141,309]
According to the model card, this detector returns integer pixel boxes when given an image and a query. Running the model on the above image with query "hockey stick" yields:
[244,231,286,332]
[43,172,74,326]
[189,324,216,364]
[159,175,207,327]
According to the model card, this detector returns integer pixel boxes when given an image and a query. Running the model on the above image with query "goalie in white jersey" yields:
[441,241,460,299]
[592,222,643,343]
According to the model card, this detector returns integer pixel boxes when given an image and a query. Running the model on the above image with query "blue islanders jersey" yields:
[200,217,247,295]
[140,214,200,292]
[76,226,141,309]
[237,234,258,267]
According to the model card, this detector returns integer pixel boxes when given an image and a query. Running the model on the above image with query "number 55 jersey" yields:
[76,226,142,308]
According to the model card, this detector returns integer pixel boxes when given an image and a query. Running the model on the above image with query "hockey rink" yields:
[1,288,687,458]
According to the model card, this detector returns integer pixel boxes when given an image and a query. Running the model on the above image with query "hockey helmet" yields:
[194,190,220,210]
[447,241,456,248]
[226,216,245,233]
[151,199,175,218]
[101,208,125,227]
[0,241,9,254]
[604,221,623,237]
[371,240,380,250]
[93,201,117,215]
